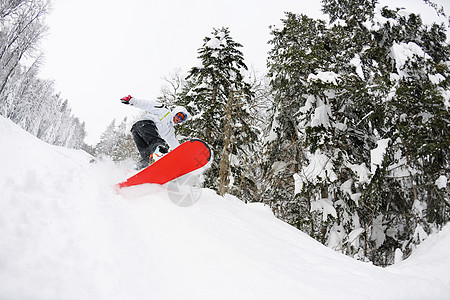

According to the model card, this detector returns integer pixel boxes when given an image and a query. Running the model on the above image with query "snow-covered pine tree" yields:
[266,0,449,265]
[94,118,139,162]
[177,27,259,199]
[64,117,86,149]
[1,62,87,149]
[0,0,87,150]
[367,4,450,263]
[111,118,140,162]
[265,13,330,233]
[36,92,65,145]
[95,120,117,159]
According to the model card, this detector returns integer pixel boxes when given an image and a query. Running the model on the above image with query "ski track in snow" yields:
[0,116,449,300]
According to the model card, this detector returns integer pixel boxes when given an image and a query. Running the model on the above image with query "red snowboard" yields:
[116,139,211,189]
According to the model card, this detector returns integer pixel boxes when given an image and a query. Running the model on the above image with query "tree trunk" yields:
[218,89,234,196]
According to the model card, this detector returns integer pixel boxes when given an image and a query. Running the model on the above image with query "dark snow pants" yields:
[131,120,167,160]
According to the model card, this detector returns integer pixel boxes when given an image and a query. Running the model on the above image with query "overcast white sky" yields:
[38,0,449,145]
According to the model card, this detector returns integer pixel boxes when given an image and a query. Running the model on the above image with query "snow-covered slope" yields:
[0,116,449,300]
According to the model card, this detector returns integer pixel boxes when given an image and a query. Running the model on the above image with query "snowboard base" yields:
[116,139,211,189]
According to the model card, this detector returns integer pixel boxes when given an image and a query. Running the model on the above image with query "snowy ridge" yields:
[0,115,449,300]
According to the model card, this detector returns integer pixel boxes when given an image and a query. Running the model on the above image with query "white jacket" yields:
[129,98,189,150]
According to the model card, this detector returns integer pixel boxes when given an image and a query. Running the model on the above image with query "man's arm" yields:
[129,98,162,112]
[120,95,163,113]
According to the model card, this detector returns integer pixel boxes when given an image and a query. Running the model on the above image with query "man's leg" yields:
[131,128,151,160]
[131,120,167,160]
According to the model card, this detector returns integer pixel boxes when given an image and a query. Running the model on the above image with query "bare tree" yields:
[157,68,186,105]
[423,0,450,27]
[0,0,50,96]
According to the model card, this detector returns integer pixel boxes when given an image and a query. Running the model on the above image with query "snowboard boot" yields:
[155,145,169,155]
[149,145,169,164]
[134,158,149,170]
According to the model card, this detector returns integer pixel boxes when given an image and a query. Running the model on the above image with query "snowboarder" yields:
[120,95,189,169]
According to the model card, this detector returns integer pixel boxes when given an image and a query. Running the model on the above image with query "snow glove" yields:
[121,95,133,104]
[155,145,168,155]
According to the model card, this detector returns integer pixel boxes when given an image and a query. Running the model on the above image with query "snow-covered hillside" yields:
[0,115,449,300]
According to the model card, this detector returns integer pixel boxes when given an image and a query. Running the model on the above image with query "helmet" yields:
[172,106,189,124]
[175,111,187,122]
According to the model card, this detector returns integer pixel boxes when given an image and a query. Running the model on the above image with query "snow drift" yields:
[0,116,449,300]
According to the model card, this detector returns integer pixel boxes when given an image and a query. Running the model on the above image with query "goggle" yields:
[175,112,187,122]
